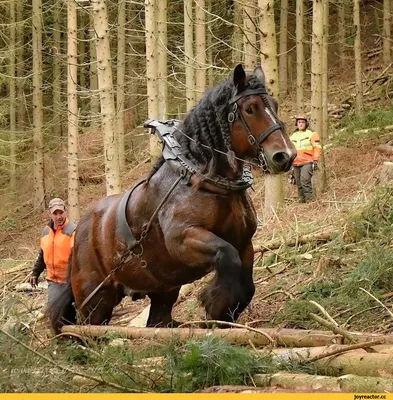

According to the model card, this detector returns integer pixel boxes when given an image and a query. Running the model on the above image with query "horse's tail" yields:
[48,251,76,334]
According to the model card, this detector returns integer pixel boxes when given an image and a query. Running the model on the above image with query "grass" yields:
[333,108,393,147]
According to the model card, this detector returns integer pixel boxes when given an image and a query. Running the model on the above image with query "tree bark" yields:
[32,0,45,212]
[67,0,80,221]
[16,0,25,131]
[89,17,100,127]
[145,0,161,162]
[310,0,323,135]
[92,0,121,195]
[296,0,304,114]
[383,0,391,64]
[259,0,284,221]
[337,0,346,70]
[195,0,206,102]
[53,2,62,138]
[62,325,342,347]
[232,0,243,65]
[321,0,329,142]
[184,0,196,109]
[156,0,168,118]
[253,229,338,253]
[9,0,16,192]
[254,372,393,393]
[117,0,126,171]
[244,0,257,70]
[279,0,288,99]
[354,0,364,115]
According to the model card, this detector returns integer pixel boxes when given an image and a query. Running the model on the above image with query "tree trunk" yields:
[117,0,126,171]
[279,0,288,99]
[9,0,16,192]
[195,0,206,102]
[92,0,121,195]
[383,0,391,64]
[145,0,161,162]
[89,17,100,127]
[32,0,45,212]
[67,0,80,221]
[353,0,363,115]
[321,0,329,142]
[206,0,214,87]
[184,0,196,109]
[78,13,86,90]
[53,2,62,138]
[296,0,304,114]
[156,0,168,118]
[243,1,257,70]
[310,0,323,135]
[254,372,393,393]
[232,0,243,65]
[259,0,283,220]
[16,0,25,131]
[337,0,346,70]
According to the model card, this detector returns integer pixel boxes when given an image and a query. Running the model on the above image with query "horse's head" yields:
[228,64,296,174]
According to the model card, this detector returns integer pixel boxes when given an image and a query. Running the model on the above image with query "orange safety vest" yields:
[290,129,322,166]
[40,219,76,283]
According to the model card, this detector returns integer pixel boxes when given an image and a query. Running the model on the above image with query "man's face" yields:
[297,119,307,130]
[51,209,66,228]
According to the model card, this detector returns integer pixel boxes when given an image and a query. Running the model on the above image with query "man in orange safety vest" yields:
[289,116,322,203]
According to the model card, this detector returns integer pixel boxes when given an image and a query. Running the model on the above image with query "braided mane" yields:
[148,70,267,179]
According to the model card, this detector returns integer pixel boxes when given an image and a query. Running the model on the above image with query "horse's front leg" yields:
[169,227,255,322]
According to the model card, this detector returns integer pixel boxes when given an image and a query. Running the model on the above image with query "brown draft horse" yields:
[48,64,296,333]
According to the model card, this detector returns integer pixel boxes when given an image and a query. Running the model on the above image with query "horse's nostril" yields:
[272,151,290,166]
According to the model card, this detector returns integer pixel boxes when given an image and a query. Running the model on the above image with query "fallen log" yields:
[253,372,393,392]
[263,345,393,377]
[253,229,338,254]
[62,325,393,348]
[62,326,343,347]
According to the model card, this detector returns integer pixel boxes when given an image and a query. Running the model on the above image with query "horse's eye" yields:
[245,107,253,115]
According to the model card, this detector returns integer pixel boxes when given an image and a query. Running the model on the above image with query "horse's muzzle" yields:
[269,150,296,173]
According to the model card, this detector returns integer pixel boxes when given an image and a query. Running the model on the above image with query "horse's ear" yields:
[233,64,247,92]
[253,65,266,86]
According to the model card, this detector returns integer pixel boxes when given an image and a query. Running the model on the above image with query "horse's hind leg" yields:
[146,287,181,327]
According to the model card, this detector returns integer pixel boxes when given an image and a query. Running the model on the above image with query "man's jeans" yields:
[293,163,315,202]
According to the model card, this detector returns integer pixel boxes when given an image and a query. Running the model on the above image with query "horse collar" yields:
[145,119,254,191]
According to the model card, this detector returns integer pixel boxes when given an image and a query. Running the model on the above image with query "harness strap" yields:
[228,88,268,105]
[117,179,147,250]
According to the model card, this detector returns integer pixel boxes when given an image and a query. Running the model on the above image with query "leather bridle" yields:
[228,87,284,172]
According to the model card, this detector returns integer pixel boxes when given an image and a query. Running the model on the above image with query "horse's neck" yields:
[214,156,243,181]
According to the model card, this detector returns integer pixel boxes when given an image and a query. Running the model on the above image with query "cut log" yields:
[62,326,344,347]
[253,229,338,254]
[127,305,150,327]
[377,143,393,155]
[253,372,393,392]
[263,346,393,377]
[379,161,393,185]
[61,325,393,349]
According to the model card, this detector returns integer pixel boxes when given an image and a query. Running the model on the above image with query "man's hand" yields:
[29,276,38,288]
[312,161,319,171]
